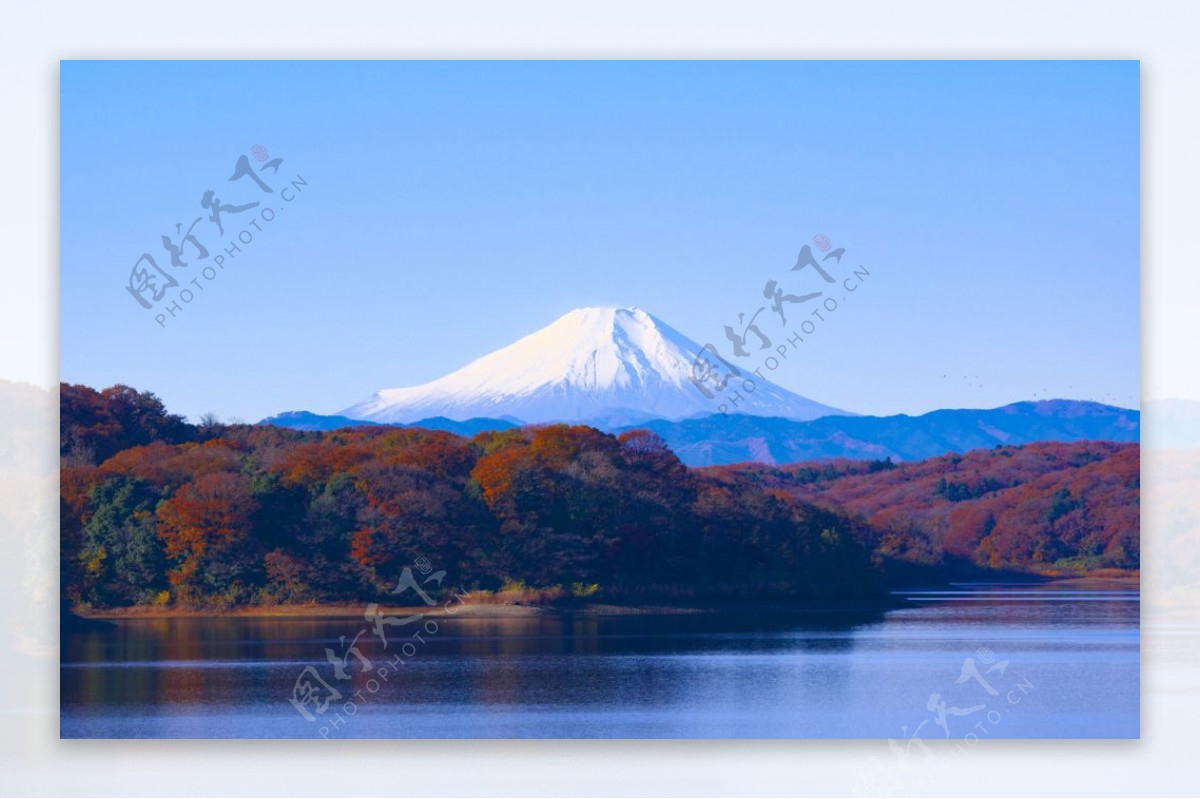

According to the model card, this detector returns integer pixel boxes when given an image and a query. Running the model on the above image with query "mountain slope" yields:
[259,411,383,431]
[266,399,1139,466]
[619,401,1140,466]
[259,410,518,436]
[340,307,847,425]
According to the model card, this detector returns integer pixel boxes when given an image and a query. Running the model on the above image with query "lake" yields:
[60,581,1139,738]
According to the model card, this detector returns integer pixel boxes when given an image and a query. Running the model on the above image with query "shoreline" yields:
[70,574,1139,621]
[71,599,896,621]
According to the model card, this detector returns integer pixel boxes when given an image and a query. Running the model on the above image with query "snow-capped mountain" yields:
[339,307,849,425]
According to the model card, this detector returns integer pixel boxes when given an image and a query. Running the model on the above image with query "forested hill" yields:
[701,441,1139,574]
[60,384,1138,610]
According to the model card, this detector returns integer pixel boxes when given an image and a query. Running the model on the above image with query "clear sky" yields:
[61,60,1139,422]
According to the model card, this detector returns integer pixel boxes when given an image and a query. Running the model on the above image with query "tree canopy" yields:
[59,384,1140,609]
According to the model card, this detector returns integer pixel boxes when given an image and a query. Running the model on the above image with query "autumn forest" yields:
[60,384,1140,610]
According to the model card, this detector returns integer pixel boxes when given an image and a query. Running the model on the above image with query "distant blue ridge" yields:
[260,400,1138,467]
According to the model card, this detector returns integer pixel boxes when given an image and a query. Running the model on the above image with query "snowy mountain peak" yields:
[340,307,848,425]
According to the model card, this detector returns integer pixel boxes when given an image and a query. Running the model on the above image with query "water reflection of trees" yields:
[62,610,884,717]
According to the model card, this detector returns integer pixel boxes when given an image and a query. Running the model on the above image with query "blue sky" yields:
[60,60,1139,422]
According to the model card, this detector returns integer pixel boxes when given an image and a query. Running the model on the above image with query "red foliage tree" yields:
[156,471,260,602]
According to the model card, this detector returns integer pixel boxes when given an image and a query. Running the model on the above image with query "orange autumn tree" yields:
[156,471,260,605]
[348,453,497,591]
[470,426,606,586]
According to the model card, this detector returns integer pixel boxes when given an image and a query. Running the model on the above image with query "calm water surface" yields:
[60,582,1138,738]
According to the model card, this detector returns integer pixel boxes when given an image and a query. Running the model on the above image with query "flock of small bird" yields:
[937,375,1130,405]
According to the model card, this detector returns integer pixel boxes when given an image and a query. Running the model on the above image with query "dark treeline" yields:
[60,384,882,608]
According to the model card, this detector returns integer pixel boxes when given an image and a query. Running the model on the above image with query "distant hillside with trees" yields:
[702,441,1138,575]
